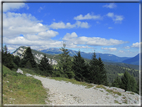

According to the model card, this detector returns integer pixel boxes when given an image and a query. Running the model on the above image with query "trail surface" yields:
[32,75,140,106]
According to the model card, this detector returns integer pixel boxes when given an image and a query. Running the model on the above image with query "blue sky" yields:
[2,2,141,57]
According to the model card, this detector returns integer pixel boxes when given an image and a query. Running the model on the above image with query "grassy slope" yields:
[3,65,48,104]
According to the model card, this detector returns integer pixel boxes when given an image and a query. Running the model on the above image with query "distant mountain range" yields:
[122,54,140,65]
[40,48,140,65]
[12,46,140,65]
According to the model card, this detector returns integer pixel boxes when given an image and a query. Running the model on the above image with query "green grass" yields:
[118,73,124,76]
[3,65,48,104]
[94,85,107,89]
[94,85,121,96]
[49,77,94,88]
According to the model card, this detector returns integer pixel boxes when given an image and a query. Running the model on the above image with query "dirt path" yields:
[32,75,140,106]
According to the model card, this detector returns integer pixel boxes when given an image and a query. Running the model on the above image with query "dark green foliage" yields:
[72,51,88,82]
[105,64,139,84]
[88,52,108,85]
[121,71,131,91]
[98,57,108,85]
[58,44,74,78]
[38,55,53,76]
[89,52,99,83]
[129,74,137,93]
[112,76,121,88]
[2,45,17,70]
[13,56,21,67]
[20,47,37,68]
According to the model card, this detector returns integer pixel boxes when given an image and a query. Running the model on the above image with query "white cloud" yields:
[131,42,141,48]
[101,47,117,51]
[107,12,124,23]
[49,21,89,29]
[3,2,26,12]
[4,36,63,48]
[63,32,78,41]
[74,13,101,20]
[103,3,117,9]
[107,12,114,18]
[38,30,59,38]
[3,12,59,48]
[3,12,51,39]
[63,32,127,46]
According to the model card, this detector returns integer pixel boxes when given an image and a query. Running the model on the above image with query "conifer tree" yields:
[58,44,74,78]
[129,74,137,92]
[72,51,87,81]
[2,45,16,70]
[13,56,21,67]
[38,55,53,76]
[112,76,121,88]
[89,51,100,84]
[98,57,108,85]
[20,47,37,68]
[121,71,131,91]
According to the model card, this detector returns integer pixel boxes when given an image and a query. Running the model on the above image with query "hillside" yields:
[3,65,48,104]
[12,46,139,84]
[122,53,140,65]
[12,46,58,65]
[4,67,140,105]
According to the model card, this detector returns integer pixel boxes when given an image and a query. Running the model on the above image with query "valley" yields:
[12,46,140,84]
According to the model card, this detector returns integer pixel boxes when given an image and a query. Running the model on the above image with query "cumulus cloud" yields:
[74,13,101,20]
[2,2,27,12]
[38,30,59,38]
[103,3,117,9]
[131,42,141,48]
[63,32,78,41]
[3,12,60,40]
[4,36,63,48]
[107,12,124,23]
[3,12,60,49]
[101,47,117,51]
[63,32,127,46]
[49,21,89,29]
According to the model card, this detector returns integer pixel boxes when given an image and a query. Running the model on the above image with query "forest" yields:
[2,44,139,94]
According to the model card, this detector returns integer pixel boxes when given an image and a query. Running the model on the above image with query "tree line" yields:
[2,45,139,94]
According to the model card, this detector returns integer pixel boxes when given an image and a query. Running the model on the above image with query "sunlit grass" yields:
[3,65,48,104]
[49,77,94,88]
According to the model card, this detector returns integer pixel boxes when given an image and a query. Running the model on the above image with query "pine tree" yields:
[89,51,100,84]
[38,55,53,76]
[98,57,108,85]
[2,45,16,70]
[121,71,131,91]
[72,51,87,82]
[129,74,137,92]
[20,47,37,68]
[112,76,121,88]
[58,43,74,78]
[13,56,21,67]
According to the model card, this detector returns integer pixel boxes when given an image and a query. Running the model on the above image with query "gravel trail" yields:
[32,75,141,106]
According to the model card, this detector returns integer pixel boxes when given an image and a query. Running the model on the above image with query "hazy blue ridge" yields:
[122,54,140,65]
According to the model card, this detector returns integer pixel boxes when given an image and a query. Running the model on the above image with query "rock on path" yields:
[32,75,141,106]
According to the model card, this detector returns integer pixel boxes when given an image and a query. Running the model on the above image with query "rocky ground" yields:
[32,75,141,106]
[17,69,141,106]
